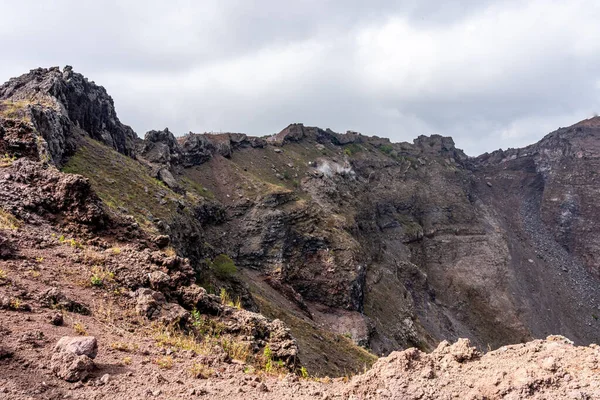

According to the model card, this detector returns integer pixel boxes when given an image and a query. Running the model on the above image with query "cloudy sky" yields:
[1,0,599,155]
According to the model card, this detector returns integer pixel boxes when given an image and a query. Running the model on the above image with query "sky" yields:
[1,0,600,156]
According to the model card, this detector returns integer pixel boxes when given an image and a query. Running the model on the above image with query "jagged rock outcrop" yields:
[140,128,182,166]
[0,66,137,164]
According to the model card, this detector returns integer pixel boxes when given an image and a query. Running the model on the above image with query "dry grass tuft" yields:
[189,362,214,379]
[73,322,87,335]
[0,209,21,230]
[154,356,174,369]
[111,342,139,352]
[0,153,17,167]
[220,288,242,309]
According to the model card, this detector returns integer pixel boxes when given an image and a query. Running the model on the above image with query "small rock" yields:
[50,313,64,326]
[257,382,268,392]
[100,374,110,385]
[152,235,170,249]
[0,345,13,360]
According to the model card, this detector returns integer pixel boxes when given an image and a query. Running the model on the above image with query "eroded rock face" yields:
[5,67,600,374]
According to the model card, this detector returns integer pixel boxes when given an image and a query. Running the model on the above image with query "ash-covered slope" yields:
[2,66,600,378]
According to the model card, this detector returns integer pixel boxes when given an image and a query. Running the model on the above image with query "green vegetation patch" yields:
[207,254,238,278]
[62,137,182,228]
[343,143,363,156]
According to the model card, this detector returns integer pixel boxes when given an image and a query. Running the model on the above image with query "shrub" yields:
[191,309,225,337]
[379,144,394,155]
[300,366,309,378]
[209,254,238,278]
[263,344,273,372]
[343,143,362,156]
[90,266,115,287]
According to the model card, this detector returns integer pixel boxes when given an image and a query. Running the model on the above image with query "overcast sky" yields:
[1,0,600,155]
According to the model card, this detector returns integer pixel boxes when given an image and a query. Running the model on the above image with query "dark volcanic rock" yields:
[0,233,15,259]
[0,66,137,164]
[179,133,216,166]
[141,128,182,165]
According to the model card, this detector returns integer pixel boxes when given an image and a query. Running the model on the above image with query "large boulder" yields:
[179,134,215,166]
[0,159,107,227]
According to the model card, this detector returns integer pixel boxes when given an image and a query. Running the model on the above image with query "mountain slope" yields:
[2,66,600,391]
